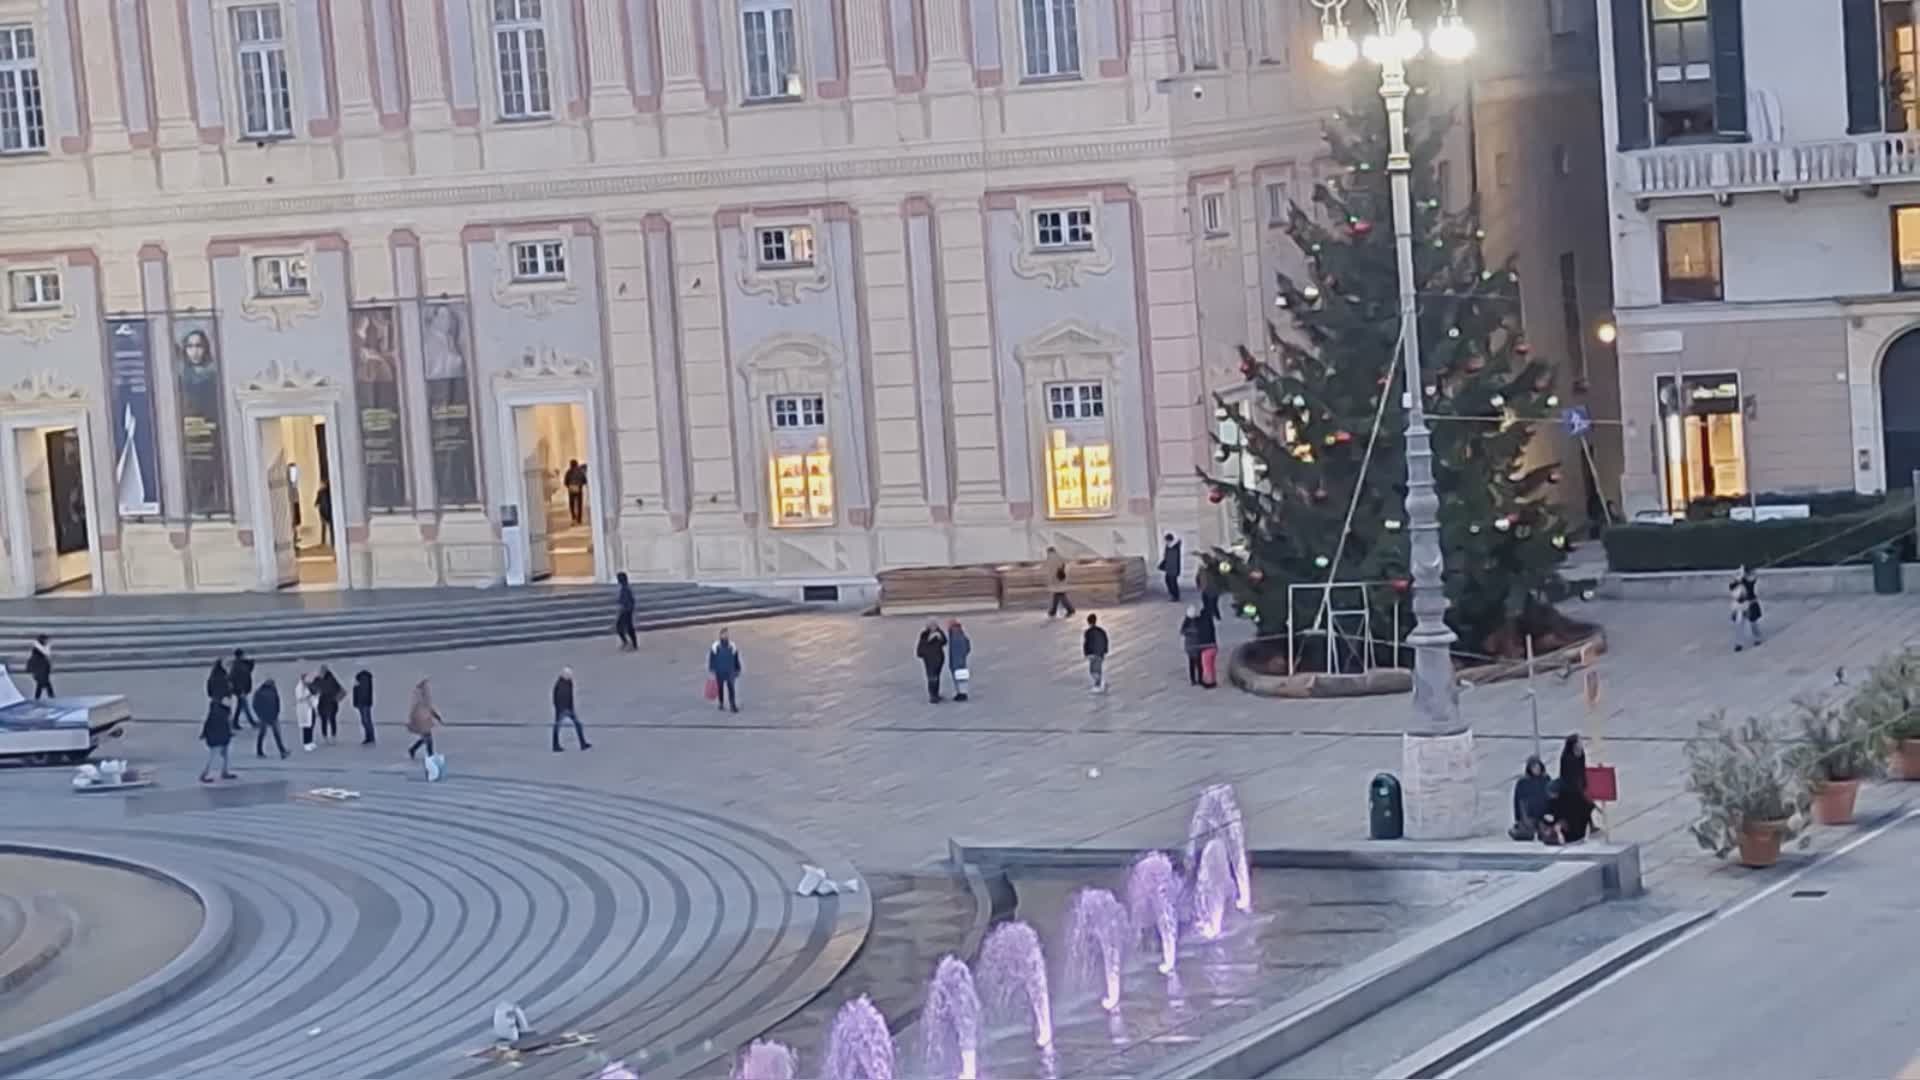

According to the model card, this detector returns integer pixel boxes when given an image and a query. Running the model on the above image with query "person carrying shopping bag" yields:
[946,620,973,702]
[406,679,442,760]
[294,672,318,751]
[708,628,742,713]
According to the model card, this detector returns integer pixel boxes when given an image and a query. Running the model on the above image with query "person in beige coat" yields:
[1043,547,1076,619]
[406,679,441,760]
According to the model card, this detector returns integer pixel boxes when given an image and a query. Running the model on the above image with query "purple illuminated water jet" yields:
[1191,836,1234,940]
[1188,784,1251,913]
[822,998,893,1080]
[977,921,1054,1048]
[733,1040,798,1080]
[921,955,982,1079]
[1126,852,1180,973]
[1065,887,1128,1011]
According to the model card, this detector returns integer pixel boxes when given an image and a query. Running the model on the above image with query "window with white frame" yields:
[0,24,45,154]
[1185,0,1217,69]
[510,239,568,282]
[7,268,60,310]
[1257,0,1291,64]
[1043,381,1113,517]
[1200,192,1228,237]
[756,225,815,269]
[252,254,309,297]
[492,0,552,119]
[767,393,834,525]
[1265,180,1289,226]
[1032,207,1095,251]
[1020,0,1080,79]
[741,0,801,101]
[232,5,293,138]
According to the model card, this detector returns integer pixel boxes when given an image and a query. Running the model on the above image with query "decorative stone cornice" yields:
[499,346,596,381]
[0,126,1316,234]
[239,360,333,393]
[0,370,86,406]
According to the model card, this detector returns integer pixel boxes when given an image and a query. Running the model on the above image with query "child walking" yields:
[1083,614,1110,693]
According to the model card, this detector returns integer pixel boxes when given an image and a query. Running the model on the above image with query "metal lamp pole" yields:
[1312,0,1479,839]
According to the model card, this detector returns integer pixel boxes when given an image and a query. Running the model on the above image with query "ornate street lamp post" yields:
[1312,0,1478,839]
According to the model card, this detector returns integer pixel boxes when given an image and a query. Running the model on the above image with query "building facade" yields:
[1599,0,1920,514]
[0,0,1604,597]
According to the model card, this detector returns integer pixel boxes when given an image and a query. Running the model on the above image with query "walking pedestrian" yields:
[199,697,237,784]
[1730,565,1764,652]
[614,571,638,651]
[1197,564,1222,621]
[1158,533,1183,602]
[406,678,441,759]
[551,667,591,751]
[229,649,256,728]
[708,628,742,713]
[295,671,317,751]
[313,665,344,744]
[1083,613,1110,693]
[946,619,973,702]
[315,481,334,548]
[25,634,53,699]
[1179,605,1207,686]
[253,677,289,759]
[916,620,948,704]
[206,657,230,705]
[352,669,375,745]
[1044,547,1076,619]
[564,460,588,526]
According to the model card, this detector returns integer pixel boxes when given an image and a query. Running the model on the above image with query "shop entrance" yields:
[258,414,340,588]
[511,402,595,582]
[14,424,93,594]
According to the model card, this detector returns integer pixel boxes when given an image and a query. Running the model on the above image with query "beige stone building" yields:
[0,0,1609,598]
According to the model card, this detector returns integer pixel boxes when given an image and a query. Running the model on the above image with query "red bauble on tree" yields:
[1207,487,1226,504]
[1350,219,1373,236]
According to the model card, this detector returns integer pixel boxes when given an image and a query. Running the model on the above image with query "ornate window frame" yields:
[734,208,832,306]
[237,244,324,331]
[1015,319,1128,520]
[491,226,580,318]
[0,254,74,345]
[210,0,306,143]
[736,333,848,528]
[1010,193,1115,290]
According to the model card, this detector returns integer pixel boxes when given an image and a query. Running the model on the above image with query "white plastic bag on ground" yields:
[424,753,446,782]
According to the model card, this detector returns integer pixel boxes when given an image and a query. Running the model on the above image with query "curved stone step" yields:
[0,895,79,995]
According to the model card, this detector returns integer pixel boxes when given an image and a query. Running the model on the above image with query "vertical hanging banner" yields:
[420,301,479,506]
[172,316,230,516]
[351,306,409,510]
[105,317,161,516]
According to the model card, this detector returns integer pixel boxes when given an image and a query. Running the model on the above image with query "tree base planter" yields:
[1809,780,1860,826]
[1895,739,1920,781]
[1736,820,1790,868]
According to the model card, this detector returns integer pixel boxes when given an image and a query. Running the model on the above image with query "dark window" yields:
[1659,218,1723,302]
[1893,207,1920,289]
[1649,0,1714,142]
[1558,252,1587,378]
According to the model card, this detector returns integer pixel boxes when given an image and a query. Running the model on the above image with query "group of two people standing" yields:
[914,620,973,703]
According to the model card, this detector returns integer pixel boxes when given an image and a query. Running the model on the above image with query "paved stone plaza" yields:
[30,588,1920,915]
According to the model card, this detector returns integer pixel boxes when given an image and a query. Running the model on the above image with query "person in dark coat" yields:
[206,658,230,704]
[708,629,742,713]
[352,669,375,745]
[1158,533,1184,602]
[1730,565,1763,651]
[253,678,289,759]
[25,635,52,699]
[200,698,236,783]
[551,667,591,751]
[315,482,334,548]
[1197,565,1222,621]
[916,620,948,704]
[614,572,638,651]
[1550,734,1595,843]
[946,620,973,702]
[312,665,344,744]
[1083,614,1110,692]
[564,460,588,526]
[229,649,256,729]
[1510,755,1551,840]
[1179,605,1219,687]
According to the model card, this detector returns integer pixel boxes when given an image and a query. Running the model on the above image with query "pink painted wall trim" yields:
[205,232,349,256]
[1186,168,1234,192]
[817,0,849,99]
[569,0,591,117]
[390,0,413,113]
[461,217,598,240]
[0,246,98,263]
[1123,192,1162,495]
[718,201,854,223]
[133,0,160,140]
[982,181,1132,208]
[64,0,91,149]
[317,0,343,124]
[389,228,421,247]
[641,213,670,234]
[361,0,389,117]
[617,0,637,97]
[974,196,1011,500]
[138,243,168,261]
[691,0,726,106]
[901,195,934,215]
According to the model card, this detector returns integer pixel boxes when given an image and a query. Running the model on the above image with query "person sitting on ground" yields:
[1509,755,1551,841]
[1549,733,1595,843]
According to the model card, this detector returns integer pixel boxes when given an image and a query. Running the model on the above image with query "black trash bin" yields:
[1369,773,1404,840]
[1875,544,1904,595]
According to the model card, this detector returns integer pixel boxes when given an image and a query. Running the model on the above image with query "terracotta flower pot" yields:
[1736,819,1789,869]
[1894,739,1920,781]
[1810,779,1860,826]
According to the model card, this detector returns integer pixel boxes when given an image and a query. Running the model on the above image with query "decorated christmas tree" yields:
[1208,69,1569,666]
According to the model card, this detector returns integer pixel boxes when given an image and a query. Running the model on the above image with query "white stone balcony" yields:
[1623,132,1920,203]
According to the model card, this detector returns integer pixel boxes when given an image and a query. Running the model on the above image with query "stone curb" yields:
[1227,628,1606,698]
[1374,908,1713,1079]
[0,843,235,1076]
[1148,861,1607,1079]
[0,895,78,994]
[946,839,1643,899]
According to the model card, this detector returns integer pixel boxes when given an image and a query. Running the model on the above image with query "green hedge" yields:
[1684,489,1885,521]
[1604,497,1915,572]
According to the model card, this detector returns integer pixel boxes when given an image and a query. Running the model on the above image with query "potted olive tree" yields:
[1788,697,1879,826]
[1686,711,1809,868]
[1847,650,1920,779]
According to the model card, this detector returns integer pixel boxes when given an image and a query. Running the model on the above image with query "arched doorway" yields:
[1882,328,1920,490]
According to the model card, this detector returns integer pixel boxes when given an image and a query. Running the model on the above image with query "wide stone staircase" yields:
[0,584,795,672]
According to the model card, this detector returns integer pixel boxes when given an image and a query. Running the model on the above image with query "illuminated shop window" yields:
[1656,372,1748,509]
[768,393,834,526]
[1044,381,1114,518]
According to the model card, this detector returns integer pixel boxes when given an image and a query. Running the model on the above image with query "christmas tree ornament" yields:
[1302,284,1321,300]
[1314,555,1330,568]
[1551,534,1567,549]
[1291,394,1307,408]
[1324,433,1337,446]
[1489,394,1505,408]
[1384,519,1403,530]
[1218,560,1233,574]
[1333,430,1353,444]
[1447,327,1460,338]
[1545,394,1559,407]
[1469,524,1481,534]
[1214,405,1230,419]
[1208,487,1226,504]
[1242,603,1259,618]
[1432,238,1445,248]
[1508,271,1520,282]
[1515,342,1531,355]
[1351,219,1373,236]
[1249,569,1264,583]
[1494,516,1511,532]
[1391,577,1411,592]
[1474,229,1486,239]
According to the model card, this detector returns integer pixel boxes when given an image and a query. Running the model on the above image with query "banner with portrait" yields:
[351,306,409,510]
[105,317,162,516]
[420,301,479,507]
[172,316,229,516]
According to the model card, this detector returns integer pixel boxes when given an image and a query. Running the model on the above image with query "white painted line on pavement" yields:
[1439,806,1920,1079]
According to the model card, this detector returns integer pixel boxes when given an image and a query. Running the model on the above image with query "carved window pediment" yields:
[497,346,596,382]
[1014,319,1127,385]
[0,371,86,407]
